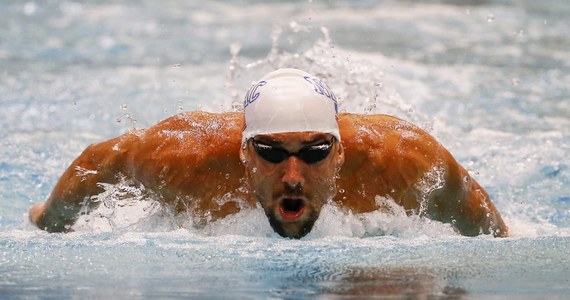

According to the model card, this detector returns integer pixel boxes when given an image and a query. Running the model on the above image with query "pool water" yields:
[1,0,569,298]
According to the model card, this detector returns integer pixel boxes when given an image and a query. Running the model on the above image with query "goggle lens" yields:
[252,140,333,164]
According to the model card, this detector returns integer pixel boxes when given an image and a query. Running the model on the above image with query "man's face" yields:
[240,132,344,238]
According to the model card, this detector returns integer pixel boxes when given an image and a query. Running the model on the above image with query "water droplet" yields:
[339,188,345,194]
[225,173,230,179]
[252,167,257,173]
[229,42,241,56]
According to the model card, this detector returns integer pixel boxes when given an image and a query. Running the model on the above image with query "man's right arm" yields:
[29,111,248,232]
[29,134,134,232]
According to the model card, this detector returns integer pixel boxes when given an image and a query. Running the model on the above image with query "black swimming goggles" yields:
[251,139,334,164]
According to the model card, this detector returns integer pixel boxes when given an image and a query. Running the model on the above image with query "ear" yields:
[336,142,345,167]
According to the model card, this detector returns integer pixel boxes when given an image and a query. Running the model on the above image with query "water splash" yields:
[69,172,458,238]
[307,200,457,239]
[414,165,446,216]
[73,175,177,232]
[223,25,430,128]
[74,166,98,182]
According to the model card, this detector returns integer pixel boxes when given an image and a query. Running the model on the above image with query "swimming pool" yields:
[1,0,568,298]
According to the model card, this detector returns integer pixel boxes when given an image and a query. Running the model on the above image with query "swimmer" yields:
[29,68,508,238]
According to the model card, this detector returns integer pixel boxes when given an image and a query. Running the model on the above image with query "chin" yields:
[265,209,319,239]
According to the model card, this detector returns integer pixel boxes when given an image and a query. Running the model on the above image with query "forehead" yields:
[253,132,333,145]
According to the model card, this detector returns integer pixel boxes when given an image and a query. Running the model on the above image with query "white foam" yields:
[72,178,463,239]
[72,176,181,233]
[201,207,276,238]
[306,201,458,239]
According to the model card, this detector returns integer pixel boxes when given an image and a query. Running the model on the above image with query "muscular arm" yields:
[29,112,249,232]
[29,134,135,232]
[428,154,508,237]
[336,114,508,237]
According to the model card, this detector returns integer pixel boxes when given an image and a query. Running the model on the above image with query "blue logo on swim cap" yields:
[303,76,338,114]
[243,80,267,109]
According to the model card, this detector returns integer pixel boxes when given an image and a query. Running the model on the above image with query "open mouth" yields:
[279,198,306,221]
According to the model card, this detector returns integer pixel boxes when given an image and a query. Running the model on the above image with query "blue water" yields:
[1,0,569,298]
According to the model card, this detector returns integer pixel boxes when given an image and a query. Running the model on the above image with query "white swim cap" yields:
[242,68,340,145]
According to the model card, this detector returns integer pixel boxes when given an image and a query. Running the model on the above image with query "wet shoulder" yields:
[338,113,444,173]
[151,111,243,137]
[338,113,437,146]
[141,111,243,151]
[118,111,244,167]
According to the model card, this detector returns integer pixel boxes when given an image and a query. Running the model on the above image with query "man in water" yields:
[29,68,508,238]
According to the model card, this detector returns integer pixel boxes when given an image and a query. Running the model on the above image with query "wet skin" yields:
[240,133,344,238]
[29,111,508,237]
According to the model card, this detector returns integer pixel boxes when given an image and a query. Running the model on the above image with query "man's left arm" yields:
[427,150,508,237]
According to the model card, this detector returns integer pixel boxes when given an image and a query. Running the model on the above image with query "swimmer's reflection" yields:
[274,267,466,298]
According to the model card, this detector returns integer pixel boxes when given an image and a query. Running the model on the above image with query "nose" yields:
[282,156,305,192]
